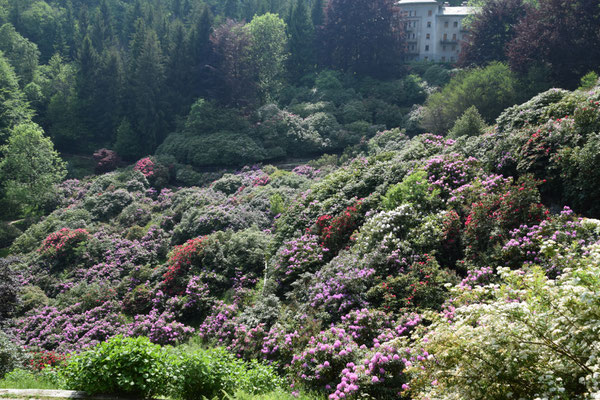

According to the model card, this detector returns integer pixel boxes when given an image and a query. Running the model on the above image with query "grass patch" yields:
[230,390,325,400]
[0,369,62,390]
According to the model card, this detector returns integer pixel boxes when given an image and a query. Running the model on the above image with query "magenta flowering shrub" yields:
[290,326,361,392]
[125,308,195,345]
[271,233,328,292]
[134,157,155,178]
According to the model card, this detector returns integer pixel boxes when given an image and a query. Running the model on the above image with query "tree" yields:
[421,62,521,134]
[0,23,40,85]
[128,28,166,154]
[224,0,240,20]
[0,123,66,216]
[0,51,33,142]
[459,0,530,67]
[210,19,257,106]
[507,0,600,88]
[311,0,325,27]
[319,0,405,77]
[247,13,288,102]
[287,0,315,82]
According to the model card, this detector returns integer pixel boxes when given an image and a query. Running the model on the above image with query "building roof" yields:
[441,6,477,15]
[397,0,439,5]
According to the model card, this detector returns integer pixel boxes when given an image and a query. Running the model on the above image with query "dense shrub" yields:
[408,250,600,399]
[170,347,283,400]
[0,331,29,378]
[62,335,175,398]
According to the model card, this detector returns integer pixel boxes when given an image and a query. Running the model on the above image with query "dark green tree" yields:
[320,0,405,77]
[311,0,324,27]
[128,28,166,154]
[286,0,315,82]
[224,0,240,20]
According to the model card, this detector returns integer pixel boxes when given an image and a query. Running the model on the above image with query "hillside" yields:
[2,84,600,399]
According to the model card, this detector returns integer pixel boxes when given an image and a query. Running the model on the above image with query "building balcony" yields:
[440,39,459,44]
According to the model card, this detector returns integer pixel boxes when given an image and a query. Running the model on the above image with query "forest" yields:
[1,0,600,399]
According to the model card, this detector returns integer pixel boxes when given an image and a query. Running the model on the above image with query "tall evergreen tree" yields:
[320,0,405,77]
[129,28,165,155]
[311,0,324,27]
[287,0,315,82]
[224,0,240,20]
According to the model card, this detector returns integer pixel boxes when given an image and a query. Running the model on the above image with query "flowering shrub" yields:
[38,228,90,266]
[271,234,327,292]
[134,157,155,178]
[163,236,207,294]
[407,250,600,399]
[312,200,363,254]
[29,350,68,371]
[290,326,361,392]
[462,175,548,263]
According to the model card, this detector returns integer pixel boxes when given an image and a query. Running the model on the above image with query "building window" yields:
[452,45,456,51]
[425,45,429,51]
[444,21,448,28]
[450,57,455,62]
[454,21,458,28]
[452,33,457,40]
[424,56,429,61]
[426,33,430,39]
[443,45,446,51]
[443,33,447,40]
[427,21,431,28]
[441,56,446,62]
[428,10,432,16]
[413,33,416,39]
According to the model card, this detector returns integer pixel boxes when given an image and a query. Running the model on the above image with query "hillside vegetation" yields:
[1,83,600,399]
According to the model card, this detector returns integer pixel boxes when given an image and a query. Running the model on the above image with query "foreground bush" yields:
[62,335,175,398]
[407,242,600,399]
[170,347,283,400]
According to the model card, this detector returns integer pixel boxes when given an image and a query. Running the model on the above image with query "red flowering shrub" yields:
[463,175,548,262]
[163,237,207,294]
[29,350,68,371]
[38,228,90,265]
[312,200,363,254]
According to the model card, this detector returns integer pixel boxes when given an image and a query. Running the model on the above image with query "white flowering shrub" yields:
[407,241,600,400]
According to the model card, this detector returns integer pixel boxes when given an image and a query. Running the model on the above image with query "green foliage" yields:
[448,106,487,138]
[0,23,40,84]
[381,170,441,212]
[0,123,66,217]
[0,368,61,389]
[0,331,29,379]
[62,335,175,398]
[0,51,33,141]
[158,131,266,168]
[247,13,288,102]
[579,71,599,91]
[421,62,521,134]
[170,347,283,400]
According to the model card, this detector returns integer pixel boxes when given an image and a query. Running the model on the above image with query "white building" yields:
[398,0,477,63]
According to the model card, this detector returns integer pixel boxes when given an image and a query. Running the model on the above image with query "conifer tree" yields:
[287,0,315,82]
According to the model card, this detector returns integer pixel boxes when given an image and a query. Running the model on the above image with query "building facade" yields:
[398,0,477,63]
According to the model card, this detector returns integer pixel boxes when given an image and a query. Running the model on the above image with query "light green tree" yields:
[0,51,33,142]
[247,13,288,103]
[0,123,66,216]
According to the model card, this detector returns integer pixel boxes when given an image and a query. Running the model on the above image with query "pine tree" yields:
[224,0,240,20]
[311,0,324,27]
[320,0,405,77]
[287,0,315,82]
